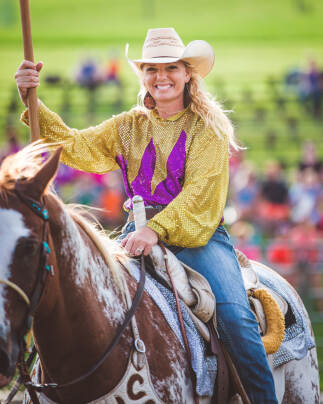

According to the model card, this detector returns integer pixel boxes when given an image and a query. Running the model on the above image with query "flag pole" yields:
[19,0,40,141]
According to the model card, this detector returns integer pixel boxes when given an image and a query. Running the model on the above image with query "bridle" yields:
[0,183,55,404]
[1,183,146,404]
[0,184,53,338]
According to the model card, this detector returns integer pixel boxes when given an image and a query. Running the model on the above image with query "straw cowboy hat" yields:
[126,27,215,78]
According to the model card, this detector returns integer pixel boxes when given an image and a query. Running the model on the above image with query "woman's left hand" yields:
[120,226,159,256]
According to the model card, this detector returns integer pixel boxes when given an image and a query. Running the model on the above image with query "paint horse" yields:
[0,144,320,404]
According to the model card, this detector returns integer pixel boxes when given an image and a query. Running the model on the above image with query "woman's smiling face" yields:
[142,62,191,106]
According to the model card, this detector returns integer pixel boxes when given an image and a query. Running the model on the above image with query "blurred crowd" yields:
[285,59,323,118]
[228,141,322,287]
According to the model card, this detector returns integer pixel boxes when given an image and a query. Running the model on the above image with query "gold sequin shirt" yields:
[21,103,229,247]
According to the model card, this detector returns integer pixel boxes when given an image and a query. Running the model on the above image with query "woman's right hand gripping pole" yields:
[15,60,43,108]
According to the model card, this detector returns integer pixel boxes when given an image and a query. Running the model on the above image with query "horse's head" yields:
[0,145,61,386]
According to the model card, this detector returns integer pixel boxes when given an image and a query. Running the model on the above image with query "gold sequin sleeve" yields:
[147,129,229,247]
[20,102,120,173]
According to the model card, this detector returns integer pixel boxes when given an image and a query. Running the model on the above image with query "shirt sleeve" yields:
[147,128,229,247]
[20,102,120,173]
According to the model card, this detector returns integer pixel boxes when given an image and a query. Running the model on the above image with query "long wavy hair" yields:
[136,62,242,151]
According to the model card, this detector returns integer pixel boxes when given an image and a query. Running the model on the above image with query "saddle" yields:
[147,245,287,404]
[150,244,286,355]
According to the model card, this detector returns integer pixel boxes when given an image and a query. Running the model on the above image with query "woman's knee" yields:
[217,302,259,336]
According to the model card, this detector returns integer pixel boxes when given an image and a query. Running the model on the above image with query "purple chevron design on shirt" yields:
[116,130,187,209]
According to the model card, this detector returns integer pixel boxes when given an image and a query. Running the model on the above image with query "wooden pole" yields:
[19,0,40,141]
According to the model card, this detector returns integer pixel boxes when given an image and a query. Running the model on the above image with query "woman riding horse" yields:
[15,27,278,403]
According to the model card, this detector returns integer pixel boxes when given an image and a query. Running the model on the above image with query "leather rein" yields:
[4,184,146,404]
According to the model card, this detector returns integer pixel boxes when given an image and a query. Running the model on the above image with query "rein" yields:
[159,242,199,404]
[5,185,146,404]
[0,279,30,306]
[38,256,146,391]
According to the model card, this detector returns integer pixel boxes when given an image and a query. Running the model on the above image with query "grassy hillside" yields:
[1,0,323,44]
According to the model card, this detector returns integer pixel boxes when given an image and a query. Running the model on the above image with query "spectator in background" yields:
[101,51,123,109]
[258,161,289,234]
[317,192,323,233]
[231,161,259,221]
[266,230,296,285]
[99,171,126,228]
[298,140,322,174]
[284,66,303,90]
[288,220,320,264]
[284,59,323,118]
[290,166,321,226]
[76,57,101,90]
[229,149,245,178]
[75,56,102,121]
[306,59,322,118]
[230,220,262,261]
[102,51,122,88]
[290,141,322,229]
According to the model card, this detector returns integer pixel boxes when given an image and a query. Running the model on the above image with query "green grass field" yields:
[1,0,323,44]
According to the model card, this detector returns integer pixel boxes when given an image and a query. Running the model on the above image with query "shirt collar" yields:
[150,106,189,122]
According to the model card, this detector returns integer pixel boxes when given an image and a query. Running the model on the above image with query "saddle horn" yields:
[132,195,147,229]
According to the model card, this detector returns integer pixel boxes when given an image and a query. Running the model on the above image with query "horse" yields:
[0,144,320,404]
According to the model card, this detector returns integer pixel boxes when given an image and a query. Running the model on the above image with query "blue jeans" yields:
[119,223,278,403]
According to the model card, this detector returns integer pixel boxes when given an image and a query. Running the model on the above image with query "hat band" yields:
[142,44,184,59]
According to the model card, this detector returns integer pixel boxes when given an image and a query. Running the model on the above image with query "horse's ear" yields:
[22,147,62,200]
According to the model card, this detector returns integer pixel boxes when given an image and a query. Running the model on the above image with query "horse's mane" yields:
[0,142,129,286]
[65,204,128,286]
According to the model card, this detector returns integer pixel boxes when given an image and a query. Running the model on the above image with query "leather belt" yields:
[127,206,164,222]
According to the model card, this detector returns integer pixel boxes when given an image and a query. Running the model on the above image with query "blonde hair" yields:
[136,63,242,151]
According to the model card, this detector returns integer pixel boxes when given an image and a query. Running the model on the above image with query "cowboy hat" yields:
[126,28,215,78]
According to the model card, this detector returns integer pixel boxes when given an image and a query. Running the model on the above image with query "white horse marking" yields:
[59,211,125,325]
[153,348,193,403]
[282,347,320,404]
[0,209,30,338]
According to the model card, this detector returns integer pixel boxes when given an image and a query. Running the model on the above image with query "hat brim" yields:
[127,40,215,78]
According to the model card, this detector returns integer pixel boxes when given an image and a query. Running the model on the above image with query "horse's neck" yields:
[33,200,128,390]
[52,207,126,323]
